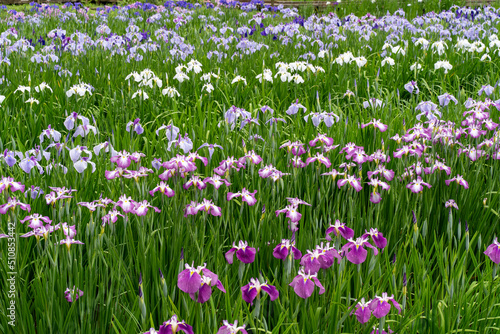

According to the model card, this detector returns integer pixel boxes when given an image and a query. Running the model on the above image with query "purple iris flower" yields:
[133,200,161,216]
[275,205,301,223]
[362,228,388,249]
[177,263,225,303]
[478,85,495,96]
[300,243,340,274]
[217,320,247,334]
[187,152,208,166]
[150,182,175,197]
[59,236,84,251]
[21,223,60,239]
[341,237,379,264]
[227,188,258,206]
[238,150,262,165]
[225,240,257,264]
[102,210,124,226]
[197,143,223,159]
[126,118,144,135]
[115,195,137,213]
[39,125,62,143]
[325,220,354,240]
[110,151,133,168]
[404,81,419,94]
[24,185,44,199]
[157,315,193,334]
[445,199,459,210]
[20,214,51,229]
[273,239,302,260]
[0,177,25,194]
[64,286,83,303]
[2,150,18,167]
[369,293,401,318]
[437,93,458,107]
[0,197,31,214]
[289,269,325,299]
[352,298,372,324]
[241,278,279,305]
[64,112,89,130]
[156,123,180,142]
[168,134,193,153]
[415,101,441,121]
[214,157,245,176]
[285,99,307,115]
[484,237,500,264]
[337,175,363,192]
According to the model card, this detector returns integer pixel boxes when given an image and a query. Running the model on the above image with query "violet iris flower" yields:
[286,197,311,207]
[445,199,459,210]
[64,112,89,130]
[300,243,340,274]
[0,197,31,214]
[273,239,302,260]
[478,85,495,96]
[238,150,262,165]
[352,298,372,324]
[177,263,225,303]
[150,182,175,197]
[21,223,60,239]
[204,175,231,189]
[325,220,354,240]
[2,150,18,167]
[361,119,388,132]
[102,210,124,225]
[217,320,248,334]
[78,201,105,212]
[484,237,500,264]
[20,214,51,229]
[59,236,84,251]
[115,195,137,213]
[227,188,258,206]
[289,269,325,299]
[24,185,44,199]
[342,237,379,264]
[39,125,62,143]
[362,228,388,249]
[110,151,133,168]
[186,152,208,166]
[445,175,469,189]
[0,177,25,194]
[158,315,193,334]
[285,99,307,115]
[225,240,257,264]
[156,123,180,142]
[133,200,161,216]
[275,205,302,223]
[241,278,279,305]
[214,157,245,176]
[415,101,441,121]
[369,293,401,318]
[404,81,419,94]
[64,286,83,303]
[126,118,144,134]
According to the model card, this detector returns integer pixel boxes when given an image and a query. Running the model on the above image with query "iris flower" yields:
[325,220,354,240]
[157,315,193,334]
[227,188,258,206]
[225,241,257,264]
[150,182,175,197]
[484,237,500,264]
[241,278,279,305]
[273,239,302,260]
[289,269,325,299]
[369,293,401,318]
[300,243,340,274]
[177,263,225,303]
[217,320,247,334]
[342,237,379,264]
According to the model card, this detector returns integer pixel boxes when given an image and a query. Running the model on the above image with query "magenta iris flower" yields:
[78,201,105,212]
[225,241,257,264]
[238,150,262,165]
[0,197,31,214]
[342,237,379,264]
[484,238,500,264]
[290,156,306,168]
[337,175,363,192]
[204,175,231,189]
[0,177,25,194]
[273,239,302,260]
[445,175,469,189]
[214,157,245,176]
[59,236,84,251]
[195,199,221,217]
[305,153,331,168]
[21,223,60,238]
[217,320,247,334]
[183,175,207,190]
[177,263,225,303]
[309,133,334,147]
[64,286,83,303]
[105,167,126,180]
[368,178,390,204]
[241,278,279,305]
[280,141,306,155]
[361,119,388,132]
[115,195,137,213]
[227,188,258,206]
[150,182,175,197]
[321,169,345,181]
[289,269,325,299]
[369,293,401,318]
[258,164,278,178]
[102,209,124,225]
[133,200,161,216]
[352,298,372,324]
[445,199,459,210]
[187,152,208,166]
[275,205,302,223]
[20,214,51,229]
[110,150,133,168]
[406,177,432,193]
[363,228,388,249]
[157,315,193,334]
[325,220,354,240]
[300,243,340,274]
